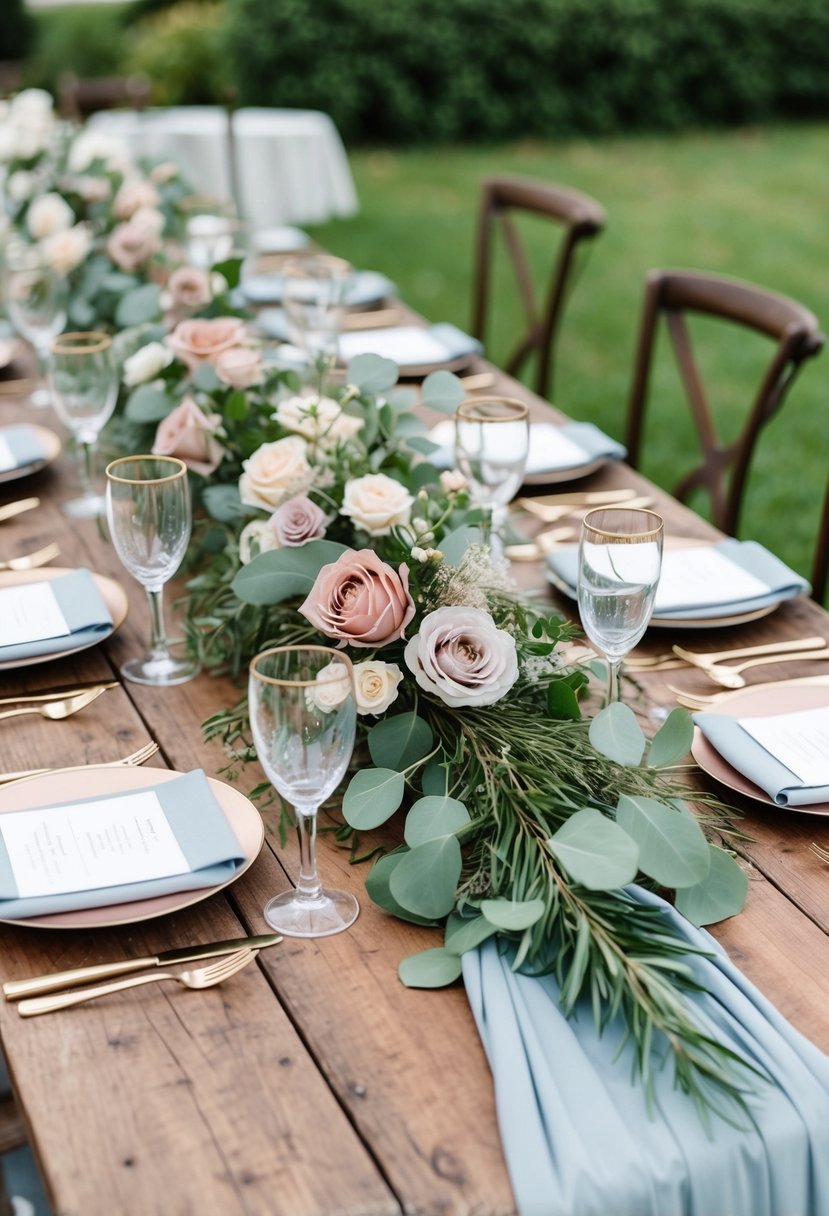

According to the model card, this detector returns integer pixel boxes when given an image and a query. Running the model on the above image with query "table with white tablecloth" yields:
[86,106,359,231]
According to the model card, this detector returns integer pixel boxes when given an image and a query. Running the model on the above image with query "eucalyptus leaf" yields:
[342,768,406,830]
[548,808,639,891]
[124,384,174,424]
[675,845,748,926]
[616,795,710,888]
[404,795,470,847]
[115,283,161,328]
[399,947,463,989]
[393,413,428,437]
[589,702,646,767]
[440,524,483,565]
[648,707,695,768]
[192,362,221,392]
[347,353,399,394]
[365,852,438,925]
[368,712,433,771]
[224,390,249,422]
[480,898,546,931]
[409,462,442,491]
[389,836,462,918]
[421,759,449,796]
[406,436,441,456]
[202,484,253,523]
[444,913,497,955]
[231,540,347,605]
[421,369,465,413]
[547,680,582,721]
[387,387,419,412]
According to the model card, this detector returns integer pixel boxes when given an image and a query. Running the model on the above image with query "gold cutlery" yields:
[0,680,118,707]
[505,526,577,562]
[517,494,653,524]
[670,672,829,710]
[0,542,60,572]
[688,648,829,690]
[459,372,496,392]
[4,933,282,1000]
[810,843,829,865]
[669,686,724,710]
[17,948,258,1017]
[0,497,39,523]
[0,686,109,723]
[0,740,160,785]
[672,637,827,669]
[519,488,639,513]
[0,379,32,397]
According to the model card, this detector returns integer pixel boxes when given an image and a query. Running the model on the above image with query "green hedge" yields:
[3,0,33,62]
[224,0,829,143]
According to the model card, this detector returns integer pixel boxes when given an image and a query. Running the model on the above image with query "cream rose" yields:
[274,394,363,447]
[404,606,518,708]
[27,193,74,240]
[340,473,414,537]
[152,396,224,477]
[352,660,403,716]
[150,161,180,185]
[123,341,174,387]
[306,660,352,714]
[214,346,263,390]
[68,131,129,173]
[42,224,91,276]
[239,436,314,510]
[6,171,35,202]
[238,519,280,565]
[113,178,160,220]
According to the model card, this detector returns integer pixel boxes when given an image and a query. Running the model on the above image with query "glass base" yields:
[29,386,51,409]
[61,492,105,519]
[121,651,201,687]
[264,888,359,938]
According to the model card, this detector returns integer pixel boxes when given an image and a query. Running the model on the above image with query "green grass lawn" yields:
[312,125,829,585]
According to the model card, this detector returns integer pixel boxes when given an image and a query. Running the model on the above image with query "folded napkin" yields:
[0,770,246,919]
[0,569,113,664]
[694,709,829,806]
[243,269,396,307]
[427,419,626,474]
[252,225,310,254]
[0,425,47,473]
[546,539,809,620]
[338,323,482,368]
[463,886,829,1216]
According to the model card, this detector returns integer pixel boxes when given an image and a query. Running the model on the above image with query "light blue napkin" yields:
[0,770,246,918]
[546,539,809,619]
[1,425,46,470]
[694,710,829,806]
[427,419,625,473]
[462,886,829,1216]
[0,569,113,664]
[243,269,396,307]
[429,322,483,361]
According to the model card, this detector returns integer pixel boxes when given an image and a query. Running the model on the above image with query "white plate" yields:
[0,425,61,485]
[253,226,310,254]
[0,567,128,671]
[0,766,265,928]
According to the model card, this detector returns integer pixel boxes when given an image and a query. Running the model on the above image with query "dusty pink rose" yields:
[168,266,212,310]
[299,549,415,649]
[106,220,161,272]
[152,395,224,477]
[166,317,247,373]
[214,346,263,390]
[113,178,160,220]
[270,496,327,547]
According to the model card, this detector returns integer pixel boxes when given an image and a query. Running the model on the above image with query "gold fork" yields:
[0,680,118,707]
[0,686,108,723]
[0,498,39,523]
[17,948,258,1017]
[810,843,829,865]
[0,542,60,572]
[0,740,160,784]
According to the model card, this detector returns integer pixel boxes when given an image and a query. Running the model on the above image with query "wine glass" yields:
[105,455,201,686]
[454,396,530,555]
[6,244,68,408]
[577,507,664,704]
[49,332,119,518]
[281,254,352,363]
[249,645,359,938]
[180,195,241,269]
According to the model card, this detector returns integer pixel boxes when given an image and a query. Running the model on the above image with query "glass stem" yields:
[80,440,95,498]
[145,586,170,661]
[607,658,622,705]
[294,808,322,901]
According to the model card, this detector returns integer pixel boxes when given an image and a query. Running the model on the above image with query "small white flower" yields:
[6,170,35,202]
[410,546,429,563]
[352,660,403,716]
[123,342,174,388]
[411,517,428,533]
[238,519,279,565]
[440,469,467,493]
[306,660,352,714]
[210,272,228,296]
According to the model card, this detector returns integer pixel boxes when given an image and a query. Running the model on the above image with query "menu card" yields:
[0,582,72,647]
[339,326,450,365]
[0,433,18,473]
[528,424,588,472]
[654,547,770,612]
[0,790,191,899]
[738,707,829,787]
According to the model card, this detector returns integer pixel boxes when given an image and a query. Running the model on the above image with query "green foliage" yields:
[3,0,33,62]
[124,2,232,106]
[24,5,130,89]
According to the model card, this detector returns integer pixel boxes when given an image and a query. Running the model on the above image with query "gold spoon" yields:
[0,542,60,572]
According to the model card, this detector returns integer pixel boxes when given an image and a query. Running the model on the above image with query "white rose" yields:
[123,342,174,388]
[239,436,315,511]
[12,123,51,161]
[340,473,414,537]
[440,469,467,493]
[274,393,363,448]
[130,206,166,235]
[306,660,352,714]
[27,192,74,240]
[41,223,91,276]
[6,171,35,201]
[238,519,280,565]
[404,606,518,708]
[352,661,403,716]
[10,89,54,119]
[68,131,129,173]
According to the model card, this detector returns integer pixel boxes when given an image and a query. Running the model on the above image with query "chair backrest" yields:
[812,480,829,605]
[58,73,151,122]
[625,269,825,536]
[471,175,606,401]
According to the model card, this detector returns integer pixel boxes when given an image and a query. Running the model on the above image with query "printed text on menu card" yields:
[739,707,829,786]
[0,582,71,647]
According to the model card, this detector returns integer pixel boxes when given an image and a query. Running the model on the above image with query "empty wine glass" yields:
[50,332,119,518]
[455,396,530,555]
[282,254,352,363]
[180,195,241,270]
[577,507,664,704]
[6,244,68,408]
[249,645,359,938]
[105,455,201,686]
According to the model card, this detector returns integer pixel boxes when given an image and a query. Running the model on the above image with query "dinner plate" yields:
[0,425,61,485]
[428,420,623,485]
[0,766,265,928]
[253,225,311,255]
[244,269,395,308]
[0,567,128,671]
[692,681,829,815]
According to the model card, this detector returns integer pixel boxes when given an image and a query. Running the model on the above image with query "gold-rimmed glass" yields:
[577,507,664,704]
[179,194,243,270]
[455,396,530,553]
[6,242,68,409]
[50,331,118,518]
[105,455,200,686]
[249,645,359,938]
[281,254,353,364]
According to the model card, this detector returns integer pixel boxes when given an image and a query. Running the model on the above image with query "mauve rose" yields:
[404,606,518,708]
[270,496,327,547]
[106,220,161,272]
[168,266,212,310]
[167,317,247,373]
[152,395,224,477]
[214,346,263,390]
[299,549,415,649]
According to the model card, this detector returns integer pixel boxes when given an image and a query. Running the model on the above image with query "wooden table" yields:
[1,354,829,1216]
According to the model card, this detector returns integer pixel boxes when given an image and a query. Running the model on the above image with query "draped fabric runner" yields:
[462,888,829,1216]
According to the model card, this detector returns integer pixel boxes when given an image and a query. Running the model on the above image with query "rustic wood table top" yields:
[0,341,828,1216]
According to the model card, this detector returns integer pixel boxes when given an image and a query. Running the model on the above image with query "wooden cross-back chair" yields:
[625,269,825,536]
[57,73,151,122]
[471,175,606,402]
[812,480,829,605]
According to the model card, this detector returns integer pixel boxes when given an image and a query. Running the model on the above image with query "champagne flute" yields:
[577,507,664,704]
[454,396,530,555]
[281,254,352,363]
[6,244,68,408]
[249,645,359,938]
[49,332,119,518]
[105,455,201,686]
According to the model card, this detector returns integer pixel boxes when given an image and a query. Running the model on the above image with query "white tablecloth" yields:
[86,106,359,231]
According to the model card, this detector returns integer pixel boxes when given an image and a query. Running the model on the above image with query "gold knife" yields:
[0,680,119,707]
[0,497,39,523]
[3,933,283,1000]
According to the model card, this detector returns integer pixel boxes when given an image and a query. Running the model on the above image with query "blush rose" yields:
[152,395,224,477]
[299,549,415,649]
